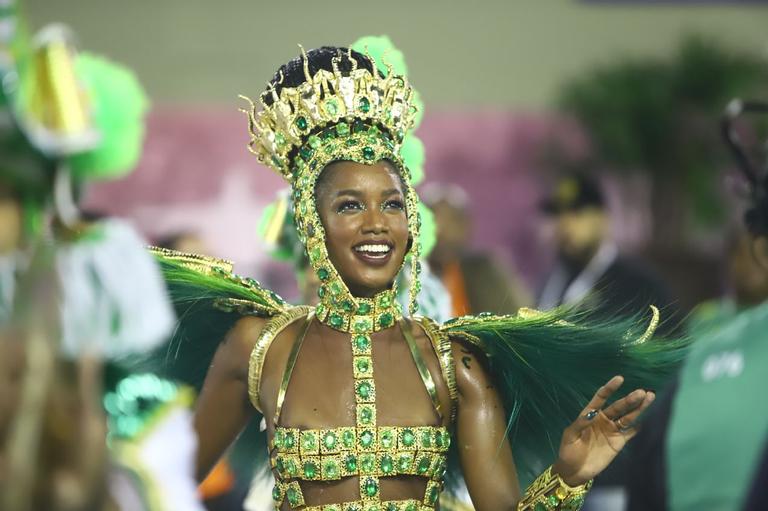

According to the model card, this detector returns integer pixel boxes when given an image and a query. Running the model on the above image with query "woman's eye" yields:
[337,200,363,213]
[383,199,405,211]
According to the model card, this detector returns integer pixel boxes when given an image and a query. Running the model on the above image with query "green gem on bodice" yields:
[428,486,440,505]
[397,453,413,472]
[284,431,295,449]
[377,293,392,308]
[404,504,417,511]
[402,429,415,447]
[363,477,379,498]
[357,381,372,399]
[357,302,371,314]
[421,430,432,448]
[286,486,300,507]
[360,430,374,447]
[355,335,371,351]
[417,456,431,474]
[271,485,281,502]
[563,495,585,511]
[344,454,358,472]
[317,267,330,281]
[342,300,355,312]
[323,431,338,450]
[323,459,339,478]
[273,430,284,448]
[360,406,374,424]
[360,453,376,473]
[329,313,344,329]
[386,504,398,511]
[380,454,394,474]
[303,460,318,478]
[548,494,560,507]
[356,358,371,375]
[285,458,297,476]
[354,318,373,333]
[534,503,547,511]
[342,430,355,448]
[378,312,394,328]
[380,430,395,449]
[301,432,316,451]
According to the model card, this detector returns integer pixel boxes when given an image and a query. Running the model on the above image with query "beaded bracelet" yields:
[517,466,593,511]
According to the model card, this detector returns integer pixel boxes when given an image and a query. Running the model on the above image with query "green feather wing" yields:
[129,247,289,480]
[440,307,688,488]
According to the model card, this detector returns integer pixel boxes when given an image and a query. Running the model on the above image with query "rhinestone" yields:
[336,123,350,137]
[323,432,337,450]
[362,146,375,160]
[397,454,412,471]
[287,487,300,506]
[357,302,371,314]
[321,127,336,140]
[428,486,439,504]
[324,98,339,116]
[353,119,366,133]
[345,454,357,472]
[301,432,316,451]
[534,503,547,511]
[360,453,375,472]
[417,457,431,474]
[358,97,371,113]
[402,429,415,447]
[284,432,295,448]
[342,429,355,448]
[421,430,432,448]
[273,430,284,448]
[303,461,318,478]
[317,268,330,281]
[308,135,322,149]
[360,430,374,447]
[295,116,308,131]
[271,155,283,168]
[378,312,394,328]
[548,495,560,507]
[329,313,344,328]
[299,146,313,162]
[356,358,371,374]
[363,477,378,497]
[323,459,339,478]
[271,485,281,501]
[380,430,394,448]
[355,335,371,351]
[360,407,373,424]
[357,381,372,399]
[275,132,287,147]
[342,300,355,312]
[380,454,394,474]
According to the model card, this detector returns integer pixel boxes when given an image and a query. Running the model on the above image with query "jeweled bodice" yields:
[249,306,457,511]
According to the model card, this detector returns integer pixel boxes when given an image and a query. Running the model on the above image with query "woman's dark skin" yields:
[193,160,656,510]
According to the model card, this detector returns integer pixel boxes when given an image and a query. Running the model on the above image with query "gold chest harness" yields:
[248,307,458,511]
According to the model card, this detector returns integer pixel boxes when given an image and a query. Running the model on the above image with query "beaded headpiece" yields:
[240,45,423,330]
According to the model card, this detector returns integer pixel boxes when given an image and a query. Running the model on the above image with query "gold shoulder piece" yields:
[148,246,233,275]
[248,306,313,413]
[417,316,458,424]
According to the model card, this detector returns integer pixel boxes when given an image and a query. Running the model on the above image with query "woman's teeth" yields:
[354,244,391,257]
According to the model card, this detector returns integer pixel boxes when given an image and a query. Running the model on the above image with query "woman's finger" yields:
[568,376,625,436]
[602,388,648,420]
[613,392,656,434]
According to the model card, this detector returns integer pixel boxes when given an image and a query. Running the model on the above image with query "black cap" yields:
[540,173,605,215]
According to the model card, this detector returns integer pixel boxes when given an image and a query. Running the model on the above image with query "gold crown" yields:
[240,47,418,182]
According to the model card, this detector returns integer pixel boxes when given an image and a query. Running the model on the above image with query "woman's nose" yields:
[361,206,386,234]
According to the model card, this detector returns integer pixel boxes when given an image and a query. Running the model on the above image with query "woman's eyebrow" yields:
[381,188,402,198]
[333,189,364,199]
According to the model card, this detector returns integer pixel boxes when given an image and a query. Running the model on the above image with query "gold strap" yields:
[247,306,313,412]
[274,313,314,426]
[399,319,443,421]
[417,317,458,424]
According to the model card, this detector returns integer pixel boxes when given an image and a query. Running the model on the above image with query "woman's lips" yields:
[353,243,393,267]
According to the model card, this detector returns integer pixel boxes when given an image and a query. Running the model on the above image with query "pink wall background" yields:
[84,107,615,296]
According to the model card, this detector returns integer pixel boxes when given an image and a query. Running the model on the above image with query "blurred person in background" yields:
[537,172,678,511]
[0,8,205,510]
[688,227,768,335]
[627,99,768,511]
[538,172,676,328]
[423,183,531,316]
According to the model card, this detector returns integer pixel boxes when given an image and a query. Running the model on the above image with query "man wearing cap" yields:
[538,173,673,327]
[538,173,676,511]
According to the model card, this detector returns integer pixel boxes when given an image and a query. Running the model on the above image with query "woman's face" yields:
[315,160,410,298]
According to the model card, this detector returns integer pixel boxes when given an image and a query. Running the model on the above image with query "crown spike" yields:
[298,44,311,82]
[346,47,358,72]
[331,49,343,78]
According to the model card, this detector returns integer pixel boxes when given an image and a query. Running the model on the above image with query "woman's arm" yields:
[452,339,656,510]
[193,316,264,481]
[453,340,521,510]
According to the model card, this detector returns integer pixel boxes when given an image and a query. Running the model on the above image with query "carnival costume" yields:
[150,37,687,511]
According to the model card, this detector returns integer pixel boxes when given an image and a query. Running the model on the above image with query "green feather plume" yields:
[67,52,149,181]
[440,308,688,489]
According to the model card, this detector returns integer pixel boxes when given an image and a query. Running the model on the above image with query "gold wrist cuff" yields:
[517,466,592,510]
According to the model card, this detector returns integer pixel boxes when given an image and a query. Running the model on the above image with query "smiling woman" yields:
[147,38,688,511]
